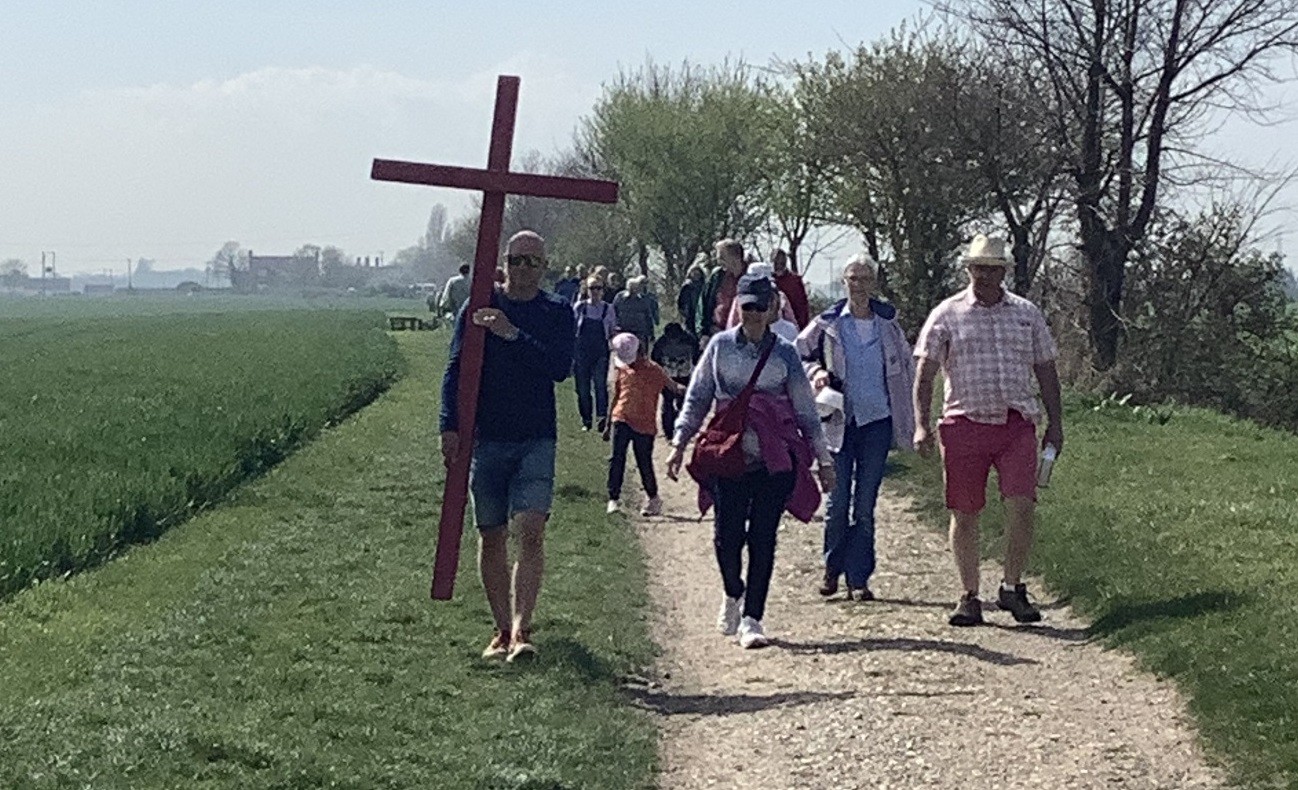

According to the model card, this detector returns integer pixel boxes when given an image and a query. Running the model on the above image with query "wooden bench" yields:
[388,316,439,332]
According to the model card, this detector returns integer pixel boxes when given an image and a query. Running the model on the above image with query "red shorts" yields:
[937,411,1038,512]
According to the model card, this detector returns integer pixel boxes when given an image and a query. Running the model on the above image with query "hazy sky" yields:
[2,1,1295,279]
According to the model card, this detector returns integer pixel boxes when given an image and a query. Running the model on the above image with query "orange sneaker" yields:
[482,630,511,660]
[507,629,537,663]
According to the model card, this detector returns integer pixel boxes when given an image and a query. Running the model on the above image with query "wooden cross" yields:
[371,75,619,601]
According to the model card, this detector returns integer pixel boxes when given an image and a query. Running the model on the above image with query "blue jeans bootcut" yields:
[823,417,892,589]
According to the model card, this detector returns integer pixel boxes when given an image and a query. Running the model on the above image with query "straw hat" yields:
[961,234,1010,266]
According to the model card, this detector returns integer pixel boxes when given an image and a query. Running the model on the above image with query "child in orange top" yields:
[605,333,684,516]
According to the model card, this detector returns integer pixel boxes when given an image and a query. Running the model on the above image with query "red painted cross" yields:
[371,75,619,601]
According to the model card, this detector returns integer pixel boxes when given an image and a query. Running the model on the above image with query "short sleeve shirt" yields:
[914,287,1057,424]
[612,360,673,435]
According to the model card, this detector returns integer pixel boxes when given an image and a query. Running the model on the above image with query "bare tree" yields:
[943,49,1070,294]
[753,83,840,274]
[952,0,1298,369]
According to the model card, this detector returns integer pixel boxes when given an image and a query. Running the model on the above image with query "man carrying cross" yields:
[440,230,576,662]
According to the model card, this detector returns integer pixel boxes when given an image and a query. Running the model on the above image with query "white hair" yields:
[844,253,879,275]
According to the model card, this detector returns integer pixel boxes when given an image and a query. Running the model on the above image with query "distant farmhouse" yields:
[232,250,321,292]
[2,275,73,295]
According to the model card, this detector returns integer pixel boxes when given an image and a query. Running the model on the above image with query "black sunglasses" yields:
[506,254,544,269]
[740,302,769,312]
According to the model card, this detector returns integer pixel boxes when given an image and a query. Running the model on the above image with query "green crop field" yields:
[0,309,402,599]
[0,291,426,320]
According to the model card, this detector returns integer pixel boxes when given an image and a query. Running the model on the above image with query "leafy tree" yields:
[795,27,988,328]
[208,242,243,288]
[1116,203,1297,428]
[752,84,838,274]
[321,246,368,289]
[1,259,27,288]
[580,59,770,290]
[940,44,1067,294]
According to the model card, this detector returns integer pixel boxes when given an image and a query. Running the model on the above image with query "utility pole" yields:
[127,258,133,291]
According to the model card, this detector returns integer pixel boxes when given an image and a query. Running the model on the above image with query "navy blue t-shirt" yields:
[440,287,576,441]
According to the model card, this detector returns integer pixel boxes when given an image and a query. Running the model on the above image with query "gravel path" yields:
[630,454,1226,789]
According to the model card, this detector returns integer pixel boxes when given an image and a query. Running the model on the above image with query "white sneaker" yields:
[640,496,663,516]
[717,595,743,636]
[606,499,620,515]
[738,616,769,649]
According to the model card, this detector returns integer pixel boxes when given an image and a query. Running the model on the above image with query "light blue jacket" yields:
[673,328,831,465]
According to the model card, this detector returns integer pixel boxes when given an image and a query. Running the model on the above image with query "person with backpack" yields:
[796,253,916,602]
[572,276,616,432]
[651,322,700,440]
[666,270,835,649]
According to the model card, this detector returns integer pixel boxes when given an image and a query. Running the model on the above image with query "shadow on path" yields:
[774,636,1038,667]
[625,688,854,717]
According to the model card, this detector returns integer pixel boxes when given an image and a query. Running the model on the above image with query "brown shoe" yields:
[507,629,537,663]
[482,629,511,660]
[998,583,1043,623]
[949,593,984,627]
[818,570,840,597]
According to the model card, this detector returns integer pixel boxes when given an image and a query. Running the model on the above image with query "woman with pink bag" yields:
[666,269,835,649]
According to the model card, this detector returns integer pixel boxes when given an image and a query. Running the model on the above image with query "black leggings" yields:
[608,421,658,500]
[712,468,795,621]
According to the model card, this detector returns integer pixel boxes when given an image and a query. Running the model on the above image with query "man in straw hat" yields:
[441,229,576,661]
[912,234,1063,627]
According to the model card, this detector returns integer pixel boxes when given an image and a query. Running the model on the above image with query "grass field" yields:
[0,331,657,789]
[892,395,1298,788]
[0,291,426,320]
[0,309,402,598]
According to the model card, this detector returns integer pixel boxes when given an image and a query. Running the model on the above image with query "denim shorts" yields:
[469,438,557,530]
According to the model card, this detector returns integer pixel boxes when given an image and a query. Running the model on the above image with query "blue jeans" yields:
[823,417,892,588]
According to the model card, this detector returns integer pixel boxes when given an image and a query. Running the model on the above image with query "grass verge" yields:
[0,331,657,790]
[889,394,1298,788]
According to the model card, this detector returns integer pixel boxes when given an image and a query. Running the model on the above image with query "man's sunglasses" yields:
[588,286,604,291]
[506,254,544,269]
[740,301,769,312]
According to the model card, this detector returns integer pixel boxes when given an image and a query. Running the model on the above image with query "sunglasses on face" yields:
[740,302,769,312]
[506,254,544,269]
[589,286,604,292]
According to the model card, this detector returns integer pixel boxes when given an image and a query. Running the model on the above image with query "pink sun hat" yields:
[611,332,640,369]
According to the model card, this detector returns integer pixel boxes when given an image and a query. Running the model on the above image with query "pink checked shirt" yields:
[914,287,1057,424]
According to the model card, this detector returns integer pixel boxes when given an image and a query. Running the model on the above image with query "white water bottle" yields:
[1037,444,1058,488]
